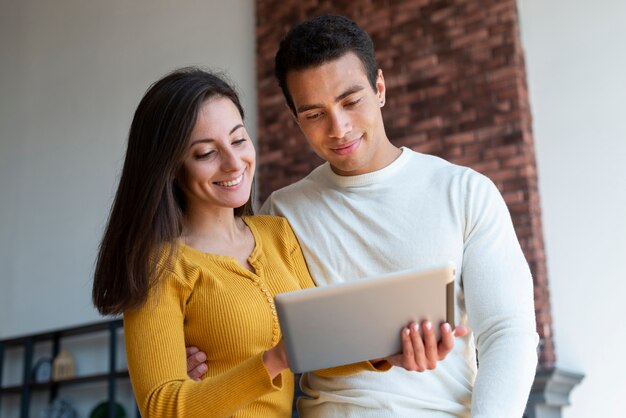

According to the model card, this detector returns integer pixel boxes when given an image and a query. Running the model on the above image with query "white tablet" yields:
[274,264,456,373]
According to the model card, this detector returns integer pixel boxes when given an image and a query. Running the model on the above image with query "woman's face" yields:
[178,96,255,213]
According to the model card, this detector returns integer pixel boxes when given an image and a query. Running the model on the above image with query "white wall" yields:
[518,1,626,416]
[0,0,256,338]
[0,0,256,414]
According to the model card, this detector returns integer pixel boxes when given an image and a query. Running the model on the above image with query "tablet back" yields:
[274,264,455,373]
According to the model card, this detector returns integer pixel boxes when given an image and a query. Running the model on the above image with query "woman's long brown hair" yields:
[92,68,252,315]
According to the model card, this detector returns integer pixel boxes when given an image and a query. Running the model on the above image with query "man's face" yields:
[286,52,392,176]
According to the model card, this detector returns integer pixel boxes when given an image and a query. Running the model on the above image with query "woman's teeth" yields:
[216,175,243,187]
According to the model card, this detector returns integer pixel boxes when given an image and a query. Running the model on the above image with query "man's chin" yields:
[329,161,365,176]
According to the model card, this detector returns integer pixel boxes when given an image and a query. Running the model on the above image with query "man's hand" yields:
[385,321,468,372]
[186,346,208,381]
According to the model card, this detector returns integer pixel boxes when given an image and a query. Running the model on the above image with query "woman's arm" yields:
[125,271,283,418]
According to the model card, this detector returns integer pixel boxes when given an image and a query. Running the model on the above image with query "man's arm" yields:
[462,172,539,417]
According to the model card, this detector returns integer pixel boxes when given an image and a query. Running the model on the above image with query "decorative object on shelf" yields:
[32,358,53,383]
[52,350,75,381]
[89,401,127,418]
[40,398,77,418]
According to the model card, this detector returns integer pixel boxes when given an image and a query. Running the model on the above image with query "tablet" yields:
[274,264,456,373]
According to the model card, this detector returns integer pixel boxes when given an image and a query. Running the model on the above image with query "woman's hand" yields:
[186,346,208,381]
[262,339,289,379]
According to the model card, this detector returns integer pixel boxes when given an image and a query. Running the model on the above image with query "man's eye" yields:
[345,98,361,107]
[306,112,322,120]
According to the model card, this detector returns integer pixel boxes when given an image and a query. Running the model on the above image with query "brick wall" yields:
[256,0,555,369]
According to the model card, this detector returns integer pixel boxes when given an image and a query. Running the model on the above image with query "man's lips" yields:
[331,137,362,155]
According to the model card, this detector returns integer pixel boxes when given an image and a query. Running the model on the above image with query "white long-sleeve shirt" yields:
[261,147,538,418]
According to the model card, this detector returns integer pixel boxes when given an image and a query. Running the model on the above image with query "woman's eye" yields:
[195,150,214,159]
[232,138,247,146]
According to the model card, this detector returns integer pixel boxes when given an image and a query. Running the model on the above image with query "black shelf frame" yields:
[0,318,134,418]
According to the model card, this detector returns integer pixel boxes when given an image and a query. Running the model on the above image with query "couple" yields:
[92,15,538,418]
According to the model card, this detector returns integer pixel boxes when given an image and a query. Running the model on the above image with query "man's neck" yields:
[330,141,402,176]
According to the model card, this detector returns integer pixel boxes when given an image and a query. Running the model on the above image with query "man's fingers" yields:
[421,321,438,369]
[186,349,208,381]
[437,323,454,360]
[408,322,426,372]
[186,351,206,371]
[400,327,418,371]
[390,322,469,372]
[453,325,469,338]
[186,346,200,356]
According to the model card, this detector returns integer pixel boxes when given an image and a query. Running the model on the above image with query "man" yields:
[191,15,538,417]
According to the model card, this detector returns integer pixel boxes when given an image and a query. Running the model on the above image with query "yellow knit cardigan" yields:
[124,215,387,417]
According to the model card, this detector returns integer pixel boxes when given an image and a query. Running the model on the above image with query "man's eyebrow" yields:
[295,85,365,114]
[336,85,364,101]
[189,124,244,146]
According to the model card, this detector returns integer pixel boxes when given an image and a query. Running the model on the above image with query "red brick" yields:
[451,28,490,49]
[408,54,439,72]
[445,131,475,145]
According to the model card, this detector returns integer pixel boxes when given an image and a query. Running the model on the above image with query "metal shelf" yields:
[0,370,130,394]
[0,319,133,418]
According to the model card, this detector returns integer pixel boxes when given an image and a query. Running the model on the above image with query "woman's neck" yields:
[180,206,255,271]
[181,206,243,247]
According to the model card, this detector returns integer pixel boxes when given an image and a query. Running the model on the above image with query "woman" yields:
[91,68,388,417]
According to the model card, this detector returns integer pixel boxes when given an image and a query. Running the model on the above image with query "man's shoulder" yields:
[405,149,478,181]
[278,164,327,193]
[262,164,328,213]
[402,150,503,205]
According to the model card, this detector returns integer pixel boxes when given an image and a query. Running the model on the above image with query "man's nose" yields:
[328,110,352,139]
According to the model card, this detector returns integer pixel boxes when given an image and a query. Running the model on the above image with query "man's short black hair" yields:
[275,15,379,115]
